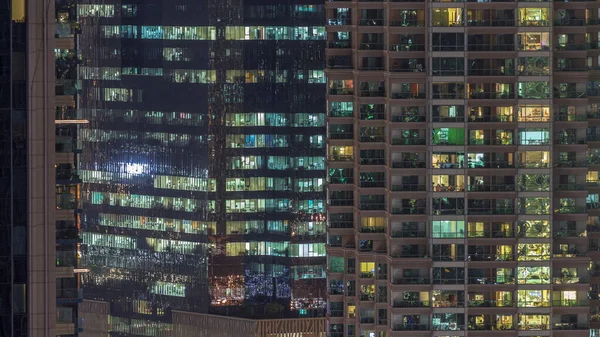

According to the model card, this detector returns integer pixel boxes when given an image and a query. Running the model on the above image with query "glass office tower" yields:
[75,0,327,328]
[325,1,600,337]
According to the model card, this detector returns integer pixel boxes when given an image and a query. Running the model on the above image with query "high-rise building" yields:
[0,0,83,337]
[73,0,327,329]
[55,0,87,335]
[1,0,57,337]
[325,2,600,337]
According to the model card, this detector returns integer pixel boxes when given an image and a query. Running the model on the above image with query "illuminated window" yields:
[517,243,550,261]
[329,146,354,161]
[78,4,115,17]
[517,290,550,307]
[290,243,326,257]
[518,220,550,238]
[518,267,550,284]
[359,262,375,277]
[518,105,550,122]
[432,220,465,238]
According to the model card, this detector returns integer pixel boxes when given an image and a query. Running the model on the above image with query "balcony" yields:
[359,19,384,27]
[328,88,354,95]
[552,323,589,330]
[468,44,515,52]
[392,324,429,331]
[55,21,80,38]
[468,276,515,285]
[554,19,586,26]
[468,300,514,308]
[468,91,515,100]
[392,300,430,308]
[552,300,589,307]
[391,138,426,146]
[56,136,81,153]
[56,79,80,96]
[391,277,429,284]
[391,184,426,191]
[390,44,425,52]
[391,207,426,214]
[56,288,83,304]
[56,193,80,211]
[391,230,426,238]
[359,43,385,51]
[56,250,77,268]
[328,41,352,49]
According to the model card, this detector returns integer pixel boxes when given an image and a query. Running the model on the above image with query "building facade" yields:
[0,0,60,336]
[325,1,600,337]
[74,0,327,329]
[55,0,87,335]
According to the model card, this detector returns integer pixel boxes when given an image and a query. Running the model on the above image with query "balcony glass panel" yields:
[518,315,549,331]
[433,267,465,285]
[518,57,550,75]
[329,146,354,161]
[518,105,550,122]
[432,152,465,169]
[432,8,464,26]
[518,32,550,51]
[518,197,550,214]
[518,267,550,284]
[517,243,550,261]
[518,290,550,307]
[518,151,549,168]
[433,83,465,99]
[518,220,550,238]
[432,175,465,192]
[328,80,353,95]
[518,8,550,26]
[518,82,550,99]
[432,313,465,331]
[518,129,549,145]
[432,33,464,51]
[432,57,464,76]
[329,102,353,118]
[432,220,465,238]
[432,128,464,145]
[433,105,464,122]
[518,174,550,191]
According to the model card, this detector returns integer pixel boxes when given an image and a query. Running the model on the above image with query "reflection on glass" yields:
[518,243,550,261]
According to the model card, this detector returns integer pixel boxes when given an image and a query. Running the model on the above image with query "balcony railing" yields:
[390,44,426,52]
[552,323,589,330]
[392,92,426,99]
[392,300,430,308]
[469,323,514,330]
[392,324,429,331]
[552,299,588,307]
[391,207,426,214]
[391,277,429,284]
[468,276,515,284]
[468,44,515,52]
[391,184,426,191]
[554,19,586,26]
[392,161,426,168]
[468,300,514,307]
[328,88,354,95]
[391,230,426,238]
[391,138,426,145]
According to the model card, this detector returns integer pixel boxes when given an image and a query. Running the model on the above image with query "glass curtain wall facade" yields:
[206,0,327,318]
[76,0,327,327]
[77,0,213,326]
[325,1,600,337]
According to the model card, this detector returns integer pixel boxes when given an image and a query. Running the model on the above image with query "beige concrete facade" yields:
[27,0,57,336]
